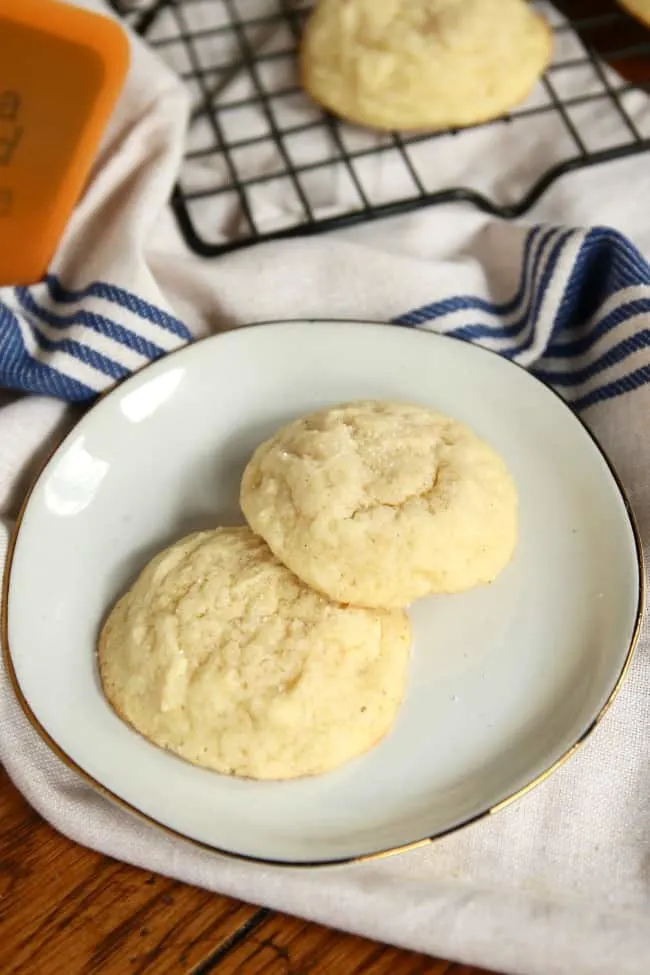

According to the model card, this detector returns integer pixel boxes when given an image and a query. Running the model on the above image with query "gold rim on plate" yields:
[1,322,645,867]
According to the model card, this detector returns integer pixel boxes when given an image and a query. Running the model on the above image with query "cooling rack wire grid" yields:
[108,0,650,255]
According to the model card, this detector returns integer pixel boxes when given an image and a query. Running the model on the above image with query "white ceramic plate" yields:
[3,321,643,866]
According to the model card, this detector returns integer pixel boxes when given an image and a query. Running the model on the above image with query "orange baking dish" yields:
[0,0,129,287]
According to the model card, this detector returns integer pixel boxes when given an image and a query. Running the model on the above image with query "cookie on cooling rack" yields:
[99,527,411,780]
[300,0,552,132]
[240,400,518,609]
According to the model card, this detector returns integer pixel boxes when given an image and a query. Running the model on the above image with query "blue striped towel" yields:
[0,223,648,415]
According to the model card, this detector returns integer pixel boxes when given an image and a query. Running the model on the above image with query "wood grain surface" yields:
[0,769,493,975]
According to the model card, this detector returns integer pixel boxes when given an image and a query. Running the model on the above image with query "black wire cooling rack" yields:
[108,0,650,256]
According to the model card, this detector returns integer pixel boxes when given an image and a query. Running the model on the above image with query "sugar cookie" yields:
[300,0,551,131]
[99,527,411,779]
[240,401,518,608]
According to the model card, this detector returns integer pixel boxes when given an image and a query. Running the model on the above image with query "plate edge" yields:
[1,323,645,868]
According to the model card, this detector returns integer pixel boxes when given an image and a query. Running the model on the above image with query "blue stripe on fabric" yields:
[392,224,549,326]
[534,328,650,387]
[450,229,576,353]
[572,364,650,412]
[15,288,168,361]
[17,299,130,381]
[546,226,650,346]
[509,229,578,356]
[2,222,650,411]
[25,323,129,381]
[0,304,95,401]
[393,225,650,352]
[396,227,576,347]
[390,223,650,413]
[43,274,192,340]
[546,299,650,358]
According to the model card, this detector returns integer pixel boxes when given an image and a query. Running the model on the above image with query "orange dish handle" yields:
[0,0,129,287]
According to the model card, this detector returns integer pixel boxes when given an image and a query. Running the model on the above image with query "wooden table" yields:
[0,768,493,975]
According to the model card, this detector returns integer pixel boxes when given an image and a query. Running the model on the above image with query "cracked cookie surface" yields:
[300,0,551,132]
[240,401,518,608]
[98,526,411,779]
